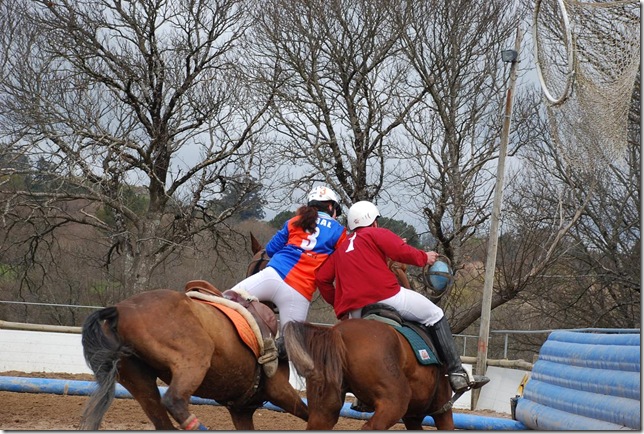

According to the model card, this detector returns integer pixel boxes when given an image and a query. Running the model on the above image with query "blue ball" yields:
[428,260,451,291]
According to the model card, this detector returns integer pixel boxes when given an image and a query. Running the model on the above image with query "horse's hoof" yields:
[181,414,208,430]
[350,399,374,413]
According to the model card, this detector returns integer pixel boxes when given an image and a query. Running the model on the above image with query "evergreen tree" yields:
[269,210,296,229]
[209,177,265,220]
[378,217,421,248]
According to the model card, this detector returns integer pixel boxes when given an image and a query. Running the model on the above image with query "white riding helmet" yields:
[307,185,342,216]
[347,201,380,230]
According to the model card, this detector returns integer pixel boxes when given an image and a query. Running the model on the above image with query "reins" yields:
[247,249,269,277]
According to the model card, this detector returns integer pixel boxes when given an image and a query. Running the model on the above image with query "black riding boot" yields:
[428,317,490,394]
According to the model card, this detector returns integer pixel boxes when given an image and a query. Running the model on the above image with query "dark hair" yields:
[309,199,342,217]
[293,205,322,233]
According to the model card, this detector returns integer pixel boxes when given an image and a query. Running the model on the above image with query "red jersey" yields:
[316,226,427,318]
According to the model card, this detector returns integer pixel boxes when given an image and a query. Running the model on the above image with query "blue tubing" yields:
[0,376,527,430]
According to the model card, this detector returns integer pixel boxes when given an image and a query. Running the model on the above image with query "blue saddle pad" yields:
[393,325,440,365]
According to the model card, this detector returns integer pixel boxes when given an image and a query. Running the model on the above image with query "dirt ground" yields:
[0,371,509,430]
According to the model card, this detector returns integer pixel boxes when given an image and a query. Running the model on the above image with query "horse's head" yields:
[246,232,270,277]
[387,258,411,289]
[250,232,263,255]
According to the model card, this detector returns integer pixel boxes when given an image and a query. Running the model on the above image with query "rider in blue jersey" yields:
[229,186,347,358]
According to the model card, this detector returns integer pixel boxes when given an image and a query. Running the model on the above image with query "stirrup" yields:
[464,369,490,389]
[448,372,471,393]
[449,372,490,393]
[469,375,490,389]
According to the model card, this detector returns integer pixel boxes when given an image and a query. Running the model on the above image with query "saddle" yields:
[185,280,277,339]
[184,280,279,377]
[360,303,439,363]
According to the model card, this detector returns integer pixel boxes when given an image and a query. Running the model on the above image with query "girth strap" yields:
[226,363,263,409]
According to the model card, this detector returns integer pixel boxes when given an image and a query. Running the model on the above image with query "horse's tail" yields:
[282,321,345,396]
[79,306,132,430]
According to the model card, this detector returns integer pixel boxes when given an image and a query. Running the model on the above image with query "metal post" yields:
[472,26,523,409]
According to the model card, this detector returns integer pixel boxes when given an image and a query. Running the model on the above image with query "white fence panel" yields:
[0,328,527,414]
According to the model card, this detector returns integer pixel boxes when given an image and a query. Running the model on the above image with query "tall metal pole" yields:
[472,26,523,409]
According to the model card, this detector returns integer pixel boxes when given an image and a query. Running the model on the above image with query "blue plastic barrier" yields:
[514,330,641,430]
[0,376,526,429]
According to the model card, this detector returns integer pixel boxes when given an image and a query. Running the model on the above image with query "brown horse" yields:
[247,232,270,277]
[79,286,307,430]
[283,319,455,430]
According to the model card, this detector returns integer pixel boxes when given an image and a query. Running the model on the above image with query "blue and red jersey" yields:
[266,211,347,300]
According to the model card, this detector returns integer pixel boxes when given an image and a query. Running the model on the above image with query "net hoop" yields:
[422,255,454,300]
[570,0,639,7]
[533,0,575,106]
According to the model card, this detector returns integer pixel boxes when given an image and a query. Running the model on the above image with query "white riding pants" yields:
[230,266,309,334]
[347,287,444,327]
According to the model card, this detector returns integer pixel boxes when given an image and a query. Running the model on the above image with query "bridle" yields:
[246,249,270,277]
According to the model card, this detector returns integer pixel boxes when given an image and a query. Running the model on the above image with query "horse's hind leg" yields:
[431,410,455,430]
[361,399,408,430]
[160,363,211,430]
[304,379,343,430]
[263,362,308,423]
[118,357,177,430]
[228,407,256,430]
[307,404,342,430]
[402,415,424,430]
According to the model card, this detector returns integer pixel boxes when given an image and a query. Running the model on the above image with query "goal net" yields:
[533,0,640,173]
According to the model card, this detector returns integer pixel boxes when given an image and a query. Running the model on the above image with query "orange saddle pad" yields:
[198,300,260,358]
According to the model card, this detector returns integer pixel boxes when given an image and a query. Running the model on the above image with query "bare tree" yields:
[385,1,545,332]
[490,71,641,334]
[0,0,272,294]
[397,0,529,262]
[247,0,426,206]
[446,82,639,335]
[394,1,639,335]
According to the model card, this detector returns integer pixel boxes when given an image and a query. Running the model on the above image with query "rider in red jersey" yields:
[316,200,488,394]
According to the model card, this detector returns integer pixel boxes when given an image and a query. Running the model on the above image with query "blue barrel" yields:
[514,330,640,430]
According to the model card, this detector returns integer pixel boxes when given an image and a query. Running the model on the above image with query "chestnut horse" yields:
[79,283,307,428]
[283,319,455,430]
[248,233,451,429]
